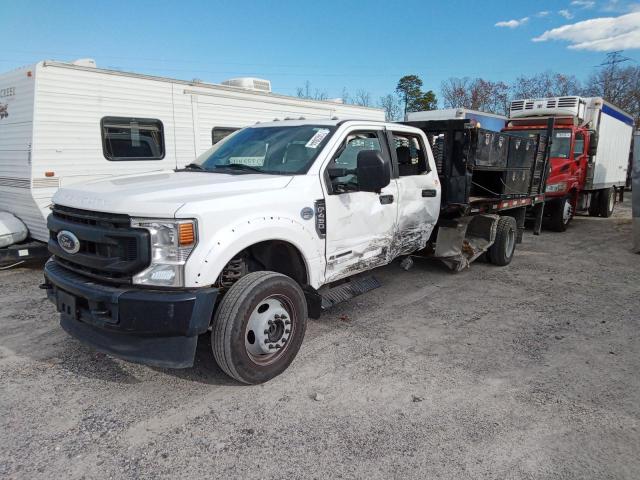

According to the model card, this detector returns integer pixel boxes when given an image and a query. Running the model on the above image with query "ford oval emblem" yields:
[300,207,314,220]
[57,230,80,254]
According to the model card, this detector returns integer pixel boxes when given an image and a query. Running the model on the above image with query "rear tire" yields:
[598,187,615,218]
[211,271,307,384]
[588,191,601,217]
[549,197,573,232]
[487,216,517,266]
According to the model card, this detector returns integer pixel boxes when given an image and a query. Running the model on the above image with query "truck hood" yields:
[52,171,294,217]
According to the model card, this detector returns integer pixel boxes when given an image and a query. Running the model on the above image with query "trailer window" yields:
[212,127,239,145]
[101,117,165,161]
[391,132,429,176]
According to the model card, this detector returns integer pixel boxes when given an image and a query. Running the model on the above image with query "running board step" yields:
[320,276,381,310]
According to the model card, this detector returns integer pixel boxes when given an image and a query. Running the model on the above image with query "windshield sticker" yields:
[556,132,571,138]
[305,129,330,149]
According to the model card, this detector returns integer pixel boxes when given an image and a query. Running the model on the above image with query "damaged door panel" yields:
[323,129,398,283]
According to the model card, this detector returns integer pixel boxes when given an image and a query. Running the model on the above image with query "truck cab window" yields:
[574,132,584,156]
[328,131,382,193]
[391,132,428,176]
[101,117,165,161]
[212,127,239,145]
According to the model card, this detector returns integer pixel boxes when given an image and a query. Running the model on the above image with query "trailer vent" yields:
[221,77,272,93]
[509,96,584,120]
[0,176,30,189]
[558,96,578,108]
[33,177,61,188]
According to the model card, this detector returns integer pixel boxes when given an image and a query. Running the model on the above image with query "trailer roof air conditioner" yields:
[221,77,272,93]
[510,96,585,121]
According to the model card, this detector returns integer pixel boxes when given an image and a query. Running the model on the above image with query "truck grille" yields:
[48,205,151,284]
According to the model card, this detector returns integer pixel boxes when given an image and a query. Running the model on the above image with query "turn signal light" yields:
[178,223,195,246]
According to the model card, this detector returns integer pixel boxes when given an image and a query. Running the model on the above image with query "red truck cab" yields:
[503,118,597,231]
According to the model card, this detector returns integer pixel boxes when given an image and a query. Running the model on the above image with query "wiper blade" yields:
[175,163,206,172]
[183,163,204,170]
[216,163,264,174]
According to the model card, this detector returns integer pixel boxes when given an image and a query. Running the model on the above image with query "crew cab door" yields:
[387,128,440,254]
[321,128,398,283]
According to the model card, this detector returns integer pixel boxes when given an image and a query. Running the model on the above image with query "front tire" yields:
[487,216,517,266]
[549,197,573,232]
[211,271,308,384]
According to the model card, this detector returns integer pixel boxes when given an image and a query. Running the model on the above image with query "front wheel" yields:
[549,197,573,232]
[211,271,308,384]
[487,216,517,266]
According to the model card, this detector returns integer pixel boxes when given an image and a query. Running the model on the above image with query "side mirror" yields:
[356,150,390,193]
[588,130,598,156]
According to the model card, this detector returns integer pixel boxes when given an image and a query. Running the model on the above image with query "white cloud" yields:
[571,0,595,8]
[533,11,640,51]
[558,9,575,19]
[495,17,530,28]
[537,10,550,16]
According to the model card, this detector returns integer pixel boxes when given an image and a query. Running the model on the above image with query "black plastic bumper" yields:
[43,259,218,368]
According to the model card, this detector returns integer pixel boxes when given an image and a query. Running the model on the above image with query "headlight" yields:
[546,182,567,193]
[130,218,197,287]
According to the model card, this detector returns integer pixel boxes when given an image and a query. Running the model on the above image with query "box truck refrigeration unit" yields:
[0,59,385,264]
[505,96,634,231]
[407,109,507,132]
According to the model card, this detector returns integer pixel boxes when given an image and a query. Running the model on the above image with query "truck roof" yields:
[246,118,399,129]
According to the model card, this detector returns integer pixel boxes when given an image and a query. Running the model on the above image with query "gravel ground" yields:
[1,199,639,479]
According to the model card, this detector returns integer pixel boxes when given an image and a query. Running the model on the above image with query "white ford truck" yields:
[43,119,549,383]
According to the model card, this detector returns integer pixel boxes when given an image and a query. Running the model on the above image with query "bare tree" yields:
[511,71,581,100]
[353,89,372,107]
[341,87,350,104]
[378,94,402,121]
[584,52,639,125]
[441,77,509,115]
[441,77,473,109]
[296,80,328,101]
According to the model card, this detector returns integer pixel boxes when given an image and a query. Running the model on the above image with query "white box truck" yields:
[0,59,384,265]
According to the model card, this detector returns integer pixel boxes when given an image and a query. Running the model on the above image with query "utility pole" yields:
[596,51,632,102]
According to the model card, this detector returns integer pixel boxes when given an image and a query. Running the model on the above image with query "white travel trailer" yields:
[0,59,384,262]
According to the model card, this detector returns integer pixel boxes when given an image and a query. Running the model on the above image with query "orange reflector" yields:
[45,171,55,177]
[178,223,195,246]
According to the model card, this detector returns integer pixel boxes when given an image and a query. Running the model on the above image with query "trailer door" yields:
[387,129,440,254]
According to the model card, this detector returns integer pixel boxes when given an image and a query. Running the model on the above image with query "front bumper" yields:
[43,259,218,368]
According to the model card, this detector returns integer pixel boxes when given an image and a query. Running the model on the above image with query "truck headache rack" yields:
[404,119,552,215]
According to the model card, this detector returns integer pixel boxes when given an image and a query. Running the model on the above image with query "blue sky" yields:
[1,0,638,103]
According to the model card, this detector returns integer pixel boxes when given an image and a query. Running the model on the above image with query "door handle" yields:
[422,189,437,197]
[379,194,394,205]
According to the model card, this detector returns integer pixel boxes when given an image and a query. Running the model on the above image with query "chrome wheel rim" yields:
[505,227,515,257]
[563,200,573,224]
[608,191,615,213]
[245,295,294,365]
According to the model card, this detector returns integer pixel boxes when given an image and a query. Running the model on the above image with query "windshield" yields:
[508,129,572,159]
[193,125,335,174]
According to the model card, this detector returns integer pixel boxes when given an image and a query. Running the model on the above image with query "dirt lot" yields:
[1,199,639,480]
